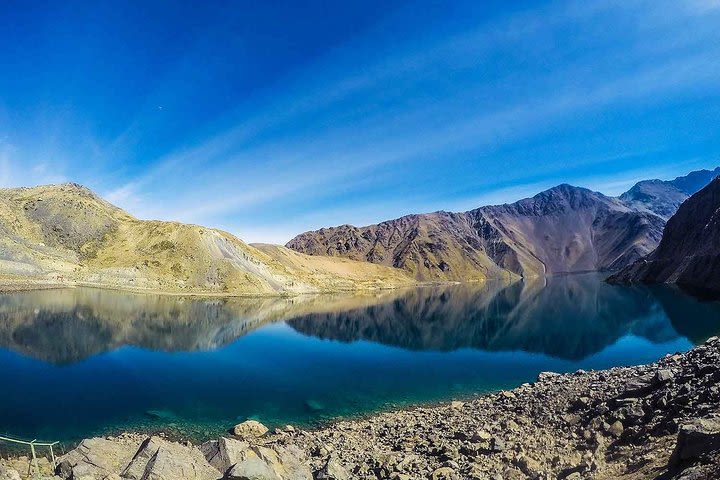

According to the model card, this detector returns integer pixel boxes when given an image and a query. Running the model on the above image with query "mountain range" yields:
[287,168,720,281]
[0,167,718,295]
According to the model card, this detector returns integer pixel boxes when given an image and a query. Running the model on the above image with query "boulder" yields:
[56,437,141,479]
[202,439,310,480]
[620,374,655,398]
[608,421,624,438]
[225,456,280,480]
[201,437,251,473]
[314,455,349,480]
[0,466,21,480]
[537,372,560,382]
[656,369,674,384]
[252,445,311,480]
[122,436,220,480]
[232,421,269,439]
[670,418,720,466]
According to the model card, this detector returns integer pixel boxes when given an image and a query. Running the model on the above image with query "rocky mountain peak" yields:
[670,167,720,195]
[620,166,720,219]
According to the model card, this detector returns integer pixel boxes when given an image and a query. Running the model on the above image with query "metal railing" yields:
[0,434,58,477]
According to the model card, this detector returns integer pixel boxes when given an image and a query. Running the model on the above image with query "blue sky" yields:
[1,0,719,243]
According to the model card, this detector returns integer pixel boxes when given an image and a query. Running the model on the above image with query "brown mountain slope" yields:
[287,185,665,281]
[608,176,720,296]
[0,183,413,295]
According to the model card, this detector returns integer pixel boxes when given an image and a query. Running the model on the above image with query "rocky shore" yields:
[3,337,720,480]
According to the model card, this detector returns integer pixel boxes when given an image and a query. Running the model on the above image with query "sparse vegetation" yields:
[0,184,414,296]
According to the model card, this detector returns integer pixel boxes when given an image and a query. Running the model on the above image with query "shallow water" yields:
[0,274,718,446]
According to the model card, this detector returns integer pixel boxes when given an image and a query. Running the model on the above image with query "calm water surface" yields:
[1,274,719,445]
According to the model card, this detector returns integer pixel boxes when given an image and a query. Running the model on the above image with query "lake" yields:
[1,274,719,447]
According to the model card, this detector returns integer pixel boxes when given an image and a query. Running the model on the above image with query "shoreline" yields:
[0,275,471,298]
[4,337,719,480]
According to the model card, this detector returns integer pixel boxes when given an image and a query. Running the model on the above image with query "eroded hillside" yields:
[0,184,413,295]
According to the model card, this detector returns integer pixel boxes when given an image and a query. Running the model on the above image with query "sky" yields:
[1,0,719,243]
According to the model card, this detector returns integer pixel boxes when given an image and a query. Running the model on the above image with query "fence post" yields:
[0,434,59,477]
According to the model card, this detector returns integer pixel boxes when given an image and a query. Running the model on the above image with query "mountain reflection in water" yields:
[0,274,718,444]
[0,275,718,364]
[288,275,706,359]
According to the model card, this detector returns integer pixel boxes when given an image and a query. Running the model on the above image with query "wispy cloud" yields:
[4,0,720,242]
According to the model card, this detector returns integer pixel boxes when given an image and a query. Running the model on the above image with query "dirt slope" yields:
[0,184,413,295]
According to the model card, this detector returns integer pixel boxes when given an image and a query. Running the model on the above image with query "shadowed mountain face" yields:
[287,274,720,360]
[610,177,720,296]
[288,185,664,281]
[620,167,720,219]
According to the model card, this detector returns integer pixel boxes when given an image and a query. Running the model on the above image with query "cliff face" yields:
[0,184,413,295]
[288,185,664,281]
[609,177,720,295]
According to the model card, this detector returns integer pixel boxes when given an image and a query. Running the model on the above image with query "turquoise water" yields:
[0,274,718,447]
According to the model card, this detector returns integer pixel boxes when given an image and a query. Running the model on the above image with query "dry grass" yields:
[0,184,415,296]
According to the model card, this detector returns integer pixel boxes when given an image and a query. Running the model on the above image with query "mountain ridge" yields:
[620,167,720,219]
[287,167,718,281]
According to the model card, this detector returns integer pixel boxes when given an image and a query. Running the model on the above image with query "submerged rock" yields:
[304,399,325,412]
[144,409,178,420]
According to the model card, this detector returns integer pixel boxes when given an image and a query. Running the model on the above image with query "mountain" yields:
[0,183,413,295]
[288,184,665,281]
[608,176,720,296]
[620,167,720,219]
[287,167,720,281]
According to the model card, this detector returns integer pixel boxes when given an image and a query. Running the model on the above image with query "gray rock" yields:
[608,421,624,438]
[253,445,311,480]
[430,466,458,480]
[56,437,141,479]
[537,372,560,382]
[202,437,251,473]
[656,369,674,384]
[670,418,720,465]
[314,455,349,480]
[226,456,280,480]
[122,436,220,480]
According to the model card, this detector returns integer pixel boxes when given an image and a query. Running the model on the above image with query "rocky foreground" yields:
[3,338,720,480]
